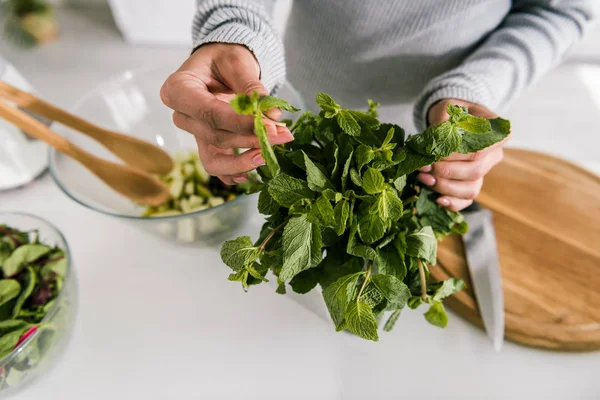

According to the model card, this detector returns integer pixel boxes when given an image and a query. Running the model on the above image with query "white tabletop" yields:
[1,7,599,400]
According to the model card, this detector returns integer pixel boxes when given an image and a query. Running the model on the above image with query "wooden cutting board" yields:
[431,148,600,351]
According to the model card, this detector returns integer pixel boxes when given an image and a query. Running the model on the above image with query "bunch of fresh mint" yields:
[220,92,510,341]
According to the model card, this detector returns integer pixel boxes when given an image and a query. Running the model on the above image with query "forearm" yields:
[192,0,285,93]
[413,0,597,131]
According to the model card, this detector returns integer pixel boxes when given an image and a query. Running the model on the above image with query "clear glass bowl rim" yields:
[0,211,74,365]
[47,64,305,221]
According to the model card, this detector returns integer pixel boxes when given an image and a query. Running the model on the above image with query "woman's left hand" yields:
[418,98,509,212]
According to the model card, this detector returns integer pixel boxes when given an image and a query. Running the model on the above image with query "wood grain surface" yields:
[431,148,600,351]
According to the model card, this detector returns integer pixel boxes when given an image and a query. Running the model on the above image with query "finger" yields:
[215,53,283,120]
[218,173,249,185]
[417,173,483,200]
[197,143,265,176]
[173,111,294,149]
[436,196,474,212]
[161,71,256,134]
[423,148,503,180]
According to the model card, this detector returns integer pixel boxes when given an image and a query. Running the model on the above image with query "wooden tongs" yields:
[0,81,172,206]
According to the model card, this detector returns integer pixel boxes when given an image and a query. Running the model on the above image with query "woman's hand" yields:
[419,99,509,211]
[160,43,294,185]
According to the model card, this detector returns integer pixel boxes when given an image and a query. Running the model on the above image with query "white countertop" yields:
[1,7,600,400]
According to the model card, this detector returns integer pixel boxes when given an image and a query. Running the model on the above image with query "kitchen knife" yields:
[462,201,505,352]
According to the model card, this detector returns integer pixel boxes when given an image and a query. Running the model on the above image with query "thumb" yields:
[216,48,282,120]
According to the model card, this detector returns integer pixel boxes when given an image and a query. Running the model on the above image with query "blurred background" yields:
[1,0,599,171]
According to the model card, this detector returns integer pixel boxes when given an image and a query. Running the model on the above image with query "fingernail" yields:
[271,129,294,145]
[417,173,436,186]
[420,165,432,173]
[437,197,450,207]
[233,175,248,184]
[252,154,265,167]
[266,124,278,139]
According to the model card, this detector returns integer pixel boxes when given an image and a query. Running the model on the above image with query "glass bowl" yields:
[48,65,305,245]
[0,212,77,396]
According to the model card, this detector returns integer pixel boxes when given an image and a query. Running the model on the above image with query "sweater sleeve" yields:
[413,0,598,131]
[192,0,286,94]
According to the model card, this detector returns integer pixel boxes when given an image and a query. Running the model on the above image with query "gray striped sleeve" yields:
[413,0,597,131]
[192,0,285,94]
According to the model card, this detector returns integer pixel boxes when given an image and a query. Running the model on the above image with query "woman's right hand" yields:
[160,43,294,184]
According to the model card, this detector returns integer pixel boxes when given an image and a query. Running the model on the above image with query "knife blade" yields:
[462,201,505,351]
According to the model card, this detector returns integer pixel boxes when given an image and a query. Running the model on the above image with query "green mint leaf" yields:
[395,149,435,176]
[268,173,314,207]
[334,199,350,235]
[259,96,300,113]
[406,226,437,265]
[382,127,395,147]
[247,263,269,283]
[290,267,323,294]
[431,278,466,302]
[322,272,363,328]
[303,152,335,192]
[258,188,280,215]
[446,104,468,122]
[227,269,249,289]
[347,222,377,260]
[377,244,407,281]
[431,121,462,158]
[349,168,363,187]
[458,118,510,154]
[276,278,286,294]
[316,93,340,113]
[355,145,375,171]
[383,309,401,332]
[360,284,385,308]
[0,280,21,307]
[289,198,312,215]
[362,168,385,195]
[349,110,380,131]
[371,274,411,310]
[336,110,361,136]
[320,253,364,288]
[308,195,335,227]
[341,150,353,192]
[456,114,491,134]
[393,175,407,192]
[2,244,50,277]
[377,187,403,223]
[230,93,255,115]
[321,189,338,201]
[344,301,379,341]
[408,296,424,309]
[12,266,36,317]
[293,124,314,145]
[367,99,380,117]
[254,114,280,176]
[220,236,260,271]
[424,301,449,328]
[393,231,408,257]
[358,212,386,244]
[279,215,323,281]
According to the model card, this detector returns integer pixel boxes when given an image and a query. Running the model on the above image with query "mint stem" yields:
[357,261,372,300]
[258,218,289,252]
[418,259,428,302]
